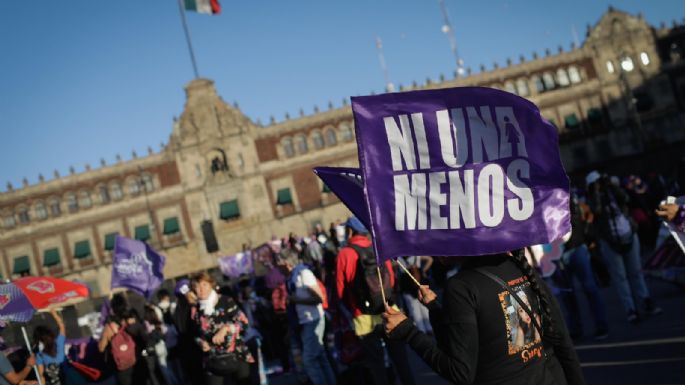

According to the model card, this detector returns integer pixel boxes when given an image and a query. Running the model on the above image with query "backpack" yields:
[349,244,392,315]
[316,279,329,310]
[110,325,136,371]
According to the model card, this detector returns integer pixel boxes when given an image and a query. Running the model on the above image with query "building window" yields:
[74,240,91,259]
[620,56,634,72]
[325,129,337,146]
[163,217,181,235]
[587,107,603,123]
[134,224,151,241]
[568,66,582,84]
[564,113,580,130]
[49,199,61,216]
[104,232,118,251]
[141,175,154,192]
[640,52,650,66]
[43,248,60,267]
[3,213,16,228]
[312,131,324,150]
[282,137,295,158]
[542,72,556,90]
[515,79,529,96]
[606,60,615,74]
[276,188,293,205]
[66,192,79,213]
[111,182,123,200]
[128,178,141,195]
[556,68,570,87]
[532,76,545,93]
[35,202,47,220]
[17,207,30,224]
[79,191,92,209]
[13,256,30,276]
[504,81,516,94]
[219,200,240,220]
[99,185,110,204]
[340,123,354,142]
[295,135,308,155]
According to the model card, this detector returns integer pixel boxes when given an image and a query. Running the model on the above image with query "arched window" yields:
[295,134,308,154]
[17,206,30,224]
[515,78,530,96]
[128,178,140,195]
[340,123,354,142]
[79,191,92,208]
[325,129,337,146]
[606,60,615,74]
[504,81,517,94]
[282,137,295,158]
[98,185,110,204]
[49,198,61,216]
[35,201,47,220]
[66,192,79,212]
[141,174,154,192]
[639,52,650,66]
[542,72,556,90]
[556,68,570,87]
[110,182,123,200]
[311,131,324,150]
[532,75,545,93]
[620,56,634,72]
[568,66,582,84]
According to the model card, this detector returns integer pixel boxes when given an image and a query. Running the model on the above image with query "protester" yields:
[586,171,662,322]
[656,201,685,229]
[0,341,37,385]
[556,195,609,340]
[335,217,416,385]
[33,309,66,385]
[191,272,253,385]
[172,280,202,385]
[276,249,336,385]
[383,250,585,385]
[98,293,154,385]
[143,305,178,385]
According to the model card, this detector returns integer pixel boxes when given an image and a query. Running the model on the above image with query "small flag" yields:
[218,251,254,278]
[184,0,221,15]
[111,236,166,298]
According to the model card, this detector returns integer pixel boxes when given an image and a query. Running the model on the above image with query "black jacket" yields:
[389,255,584,385]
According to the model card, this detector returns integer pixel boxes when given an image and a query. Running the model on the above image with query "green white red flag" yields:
[184,0,221,15]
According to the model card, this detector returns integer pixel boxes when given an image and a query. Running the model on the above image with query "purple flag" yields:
[314,167,370,229]
[351,87,570,262]
[111,236,166,297]
[0,283,35,322]
[218,251,254,278]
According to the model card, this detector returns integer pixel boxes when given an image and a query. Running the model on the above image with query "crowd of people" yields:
[0,170,682,385]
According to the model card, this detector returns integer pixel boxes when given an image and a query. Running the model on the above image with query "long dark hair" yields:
[33,325,57,357]
[509,249,561,343]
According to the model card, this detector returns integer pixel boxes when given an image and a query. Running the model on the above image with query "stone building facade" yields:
[1,8,684,295]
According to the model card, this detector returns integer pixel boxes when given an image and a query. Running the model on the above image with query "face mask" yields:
[38,342,45,352]
[159,301,170,310]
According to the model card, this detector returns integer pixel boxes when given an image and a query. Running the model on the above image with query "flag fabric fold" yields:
[313,167,370,229]
[184,0,221,15]
[218,251,254,278]
[111,236,165,297]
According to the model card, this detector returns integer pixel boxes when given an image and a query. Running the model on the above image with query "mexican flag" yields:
[184,0,221,15]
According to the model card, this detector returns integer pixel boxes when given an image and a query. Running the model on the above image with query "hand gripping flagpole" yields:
[177,0,200,78]
[21,326,43,385]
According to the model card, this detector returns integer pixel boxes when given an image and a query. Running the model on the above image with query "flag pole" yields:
[177,0,200,79]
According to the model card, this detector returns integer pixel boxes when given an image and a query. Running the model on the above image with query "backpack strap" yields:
[474,268,544,340]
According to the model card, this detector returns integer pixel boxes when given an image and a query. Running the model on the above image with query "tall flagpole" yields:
[177,0,200,78]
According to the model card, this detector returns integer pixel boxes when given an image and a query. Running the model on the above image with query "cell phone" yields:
[667,196,676,204]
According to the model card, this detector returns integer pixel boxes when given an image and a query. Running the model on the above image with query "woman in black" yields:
[383,250,584,385]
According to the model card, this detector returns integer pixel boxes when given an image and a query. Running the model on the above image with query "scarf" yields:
[198,289,219,316]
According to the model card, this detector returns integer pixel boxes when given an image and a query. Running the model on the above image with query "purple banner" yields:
[351,87,570,262]
[111,236,166,297]
[314,167,370,229]
[0,283,35,322]
[218,251,254,278]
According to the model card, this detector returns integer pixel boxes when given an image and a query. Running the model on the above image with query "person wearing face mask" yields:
[33,310,66,385]
[191,273,253,385]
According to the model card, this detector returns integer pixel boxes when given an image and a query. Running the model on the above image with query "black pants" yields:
[204,360,250,385]
[359,326,416,385]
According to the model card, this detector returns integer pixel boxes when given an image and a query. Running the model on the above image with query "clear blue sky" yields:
[0,0,681,191]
